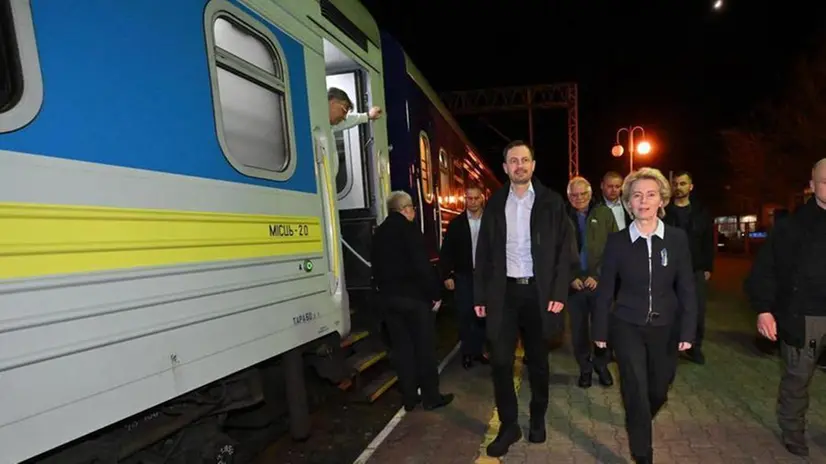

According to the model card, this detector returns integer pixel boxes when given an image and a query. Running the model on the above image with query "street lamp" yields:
[612,125,650,173]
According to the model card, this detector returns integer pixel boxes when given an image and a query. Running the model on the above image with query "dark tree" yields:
[722,32,826,214]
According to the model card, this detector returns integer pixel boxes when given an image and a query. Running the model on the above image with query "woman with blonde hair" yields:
[593,167,698,464]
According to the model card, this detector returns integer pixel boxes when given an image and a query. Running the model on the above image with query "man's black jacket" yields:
[663,199,715,273]
[745,198,825,348]
[473,178,573,340]
[440,211,475,278]
[371,212,440,302]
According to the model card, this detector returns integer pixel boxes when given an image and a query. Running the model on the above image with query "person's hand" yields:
[757,312,777,341]
[547,301,564,313]
[432,300,442,312]
[571,278,584,291]
[444,278,455,290]
[594,341,607,348]
[704,271,711,281]
[583,277,598,290]
[368,106,382,120]
[474,305,486,317]
[678,342,692,351]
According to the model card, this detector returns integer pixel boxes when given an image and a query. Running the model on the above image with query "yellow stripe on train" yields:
[0,202,324,280]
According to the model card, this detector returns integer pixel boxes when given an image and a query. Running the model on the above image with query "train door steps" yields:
[336,326,398,403]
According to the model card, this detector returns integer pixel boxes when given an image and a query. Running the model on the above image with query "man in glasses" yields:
[327,87,382,176]
[371,191,454,412]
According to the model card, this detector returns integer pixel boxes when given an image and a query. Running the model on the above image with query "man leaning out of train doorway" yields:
[371,190,454,412]
[327,87,382,175]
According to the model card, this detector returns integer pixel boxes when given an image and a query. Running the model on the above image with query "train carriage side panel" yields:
[379,32,500,257]
[0,1,345,462]
[378,30,418,205]
[378,31,439,254]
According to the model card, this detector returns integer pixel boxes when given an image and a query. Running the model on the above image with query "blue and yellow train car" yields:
[0,0,397,461]
[0,0,500,461]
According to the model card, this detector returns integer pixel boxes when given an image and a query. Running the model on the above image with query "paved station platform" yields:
[358,257,826,463]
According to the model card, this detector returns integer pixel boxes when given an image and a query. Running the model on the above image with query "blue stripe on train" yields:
[0,0,316,194]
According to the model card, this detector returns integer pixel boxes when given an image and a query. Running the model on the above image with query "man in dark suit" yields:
[440,184,488,369]
[371,191,453,412]
[664,171,714,364]
[474,140,573,458]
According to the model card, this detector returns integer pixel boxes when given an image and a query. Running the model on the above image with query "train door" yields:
[324,40,373,211]
[320,38,385,300]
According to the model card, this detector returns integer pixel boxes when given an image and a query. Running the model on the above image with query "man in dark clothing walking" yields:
[565,176,617,388]
[664,171,714,364]
[371,191,454,412]
[745,158,826,457]
[474,140,573,458]
[440,184,488,369]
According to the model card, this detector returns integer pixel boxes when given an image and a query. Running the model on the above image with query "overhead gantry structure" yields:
[440,83,580,179]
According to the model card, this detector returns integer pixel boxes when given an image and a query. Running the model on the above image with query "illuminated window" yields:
[438,148,451,200]
[419,132,433,202]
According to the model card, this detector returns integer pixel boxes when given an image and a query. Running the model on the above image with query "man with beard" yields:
[664,171,714,364]
[473,140,573,458]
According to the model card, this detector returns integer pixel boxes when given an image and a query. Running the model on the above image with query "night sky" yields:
[361,0,826,206]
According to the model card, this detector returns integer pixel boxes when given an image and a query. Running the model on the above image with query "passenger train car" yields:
[0,0,499,462]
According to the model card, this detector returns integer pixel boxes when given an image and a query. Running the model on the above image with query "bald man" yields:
[745,158,826,457]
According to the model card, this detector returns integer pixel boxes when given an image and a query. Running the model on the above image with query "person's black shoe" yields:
[595,366,614,387]
[782,430,809,457]
[785,443,809,457]
[632,454,653,463]
[423,393,454,411]
[462,355,473,369]
[528,417,546,443]
[485,424,521,457]
[577,372,592,388]
[403,395,421,412]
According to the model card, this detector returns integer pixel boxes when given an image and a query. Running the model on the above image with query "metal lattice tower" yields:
[441,83,579,179]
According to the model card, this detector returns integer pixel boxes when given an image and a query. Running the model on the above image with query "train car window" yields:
[419,132,433,203]
[214,18,281,78]
[205,0,296,181]
[0,0,22,112]
[0,0,42,133]
[438,148,450,201]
